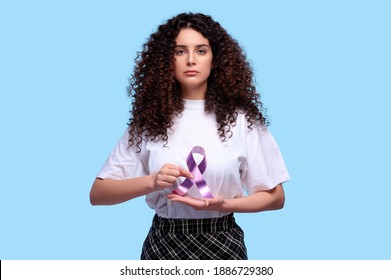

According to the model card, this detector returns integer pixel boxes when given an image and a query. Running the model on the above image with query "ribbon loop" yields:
[172,146,214,198]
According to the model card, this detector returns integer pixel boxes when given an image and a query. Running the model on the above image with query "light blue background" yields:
[1,0,390,260]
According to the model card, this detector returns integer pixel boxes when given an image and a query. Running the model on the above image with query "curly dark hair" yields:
[127,12,268,149]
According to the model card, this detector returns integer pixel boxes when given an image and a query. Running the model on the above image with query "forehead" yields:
[175,28,210,46]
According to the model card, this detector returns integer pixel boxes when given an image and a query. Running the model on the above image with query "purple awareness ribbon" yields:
[172,146,214,198]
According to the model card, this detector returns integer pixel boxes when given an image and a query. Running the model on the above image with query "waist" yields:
[151,213,237,234]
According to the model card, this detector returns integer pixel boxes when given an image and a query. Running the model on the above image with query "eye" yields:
[175,49,186,55]
[197,49,207,55]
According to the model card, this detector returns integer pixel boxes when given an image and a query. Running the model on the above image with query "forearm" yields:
[223,184,285,213]
[89,175,155,206]
[167,184,285,213]
[90,163,194,206]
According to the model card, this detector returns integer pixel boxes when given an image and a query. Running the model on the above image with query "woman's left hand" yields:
[166,193,225,211]
[167,184,285,213]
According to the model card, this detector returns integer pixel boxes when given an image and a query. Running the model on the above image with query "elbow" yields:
[271,184,285,210]
[89,178,115,206]
[89,189,99,205]
[275,193,285,210]
[90,194,97,206]
[89,179,102,206]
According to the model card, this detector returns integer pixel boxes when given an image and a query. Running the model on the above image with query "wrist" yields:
[220,198,235,212]
[147,173,158,192]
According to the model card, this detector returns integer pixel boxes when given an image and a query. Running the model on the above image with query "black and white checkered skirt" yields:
[140,213,248,260]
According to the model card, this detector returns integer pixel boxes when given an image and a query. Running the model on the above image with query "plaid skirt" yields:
[140,213,248,260]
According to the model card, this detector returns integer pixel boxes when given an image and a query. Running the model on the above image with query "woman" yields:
[90,12,290,260]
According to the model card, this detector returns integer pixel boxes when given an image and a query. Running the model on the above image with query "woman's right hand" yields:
[152,163,194,191]
[90,163,194,206]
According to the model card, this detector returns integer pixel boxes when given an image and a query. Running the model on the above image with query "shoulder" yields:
[235,110,267,134]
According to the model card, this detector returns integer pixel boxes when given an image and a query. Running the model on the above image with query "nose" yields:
[187,53,196,65]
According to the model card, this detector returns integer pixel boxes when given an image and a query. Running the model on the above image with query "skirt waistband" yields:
[152,213,236,234]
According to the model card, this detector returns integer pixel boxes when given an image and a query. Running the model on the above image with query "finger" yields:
[166,193,180,199]
[177,166,194,179]
[158,176,177,186]
[168,193,209,202]
[156,173,180,189]
[156,179,174,188]
[161,168,181,178]
[167,194,209,208]
[161,164,192,178]
[167,193,194,200]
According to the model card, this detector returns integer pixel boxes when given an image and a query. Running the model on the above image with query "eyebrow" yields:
[174,44,210,48]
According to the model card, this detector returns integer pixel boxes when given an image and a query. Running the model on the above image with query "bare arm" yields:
[167,184,285,213]
[90,163,194,205]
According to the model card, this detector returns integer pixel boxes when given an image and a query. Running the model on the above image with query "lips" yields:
[184,70,198,75]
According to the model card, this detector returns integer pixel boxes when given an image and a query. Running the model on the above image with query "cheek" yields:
[173,61,181,77]
[174,66,181,78]
[205,59,213,73]
[206,56,213,70]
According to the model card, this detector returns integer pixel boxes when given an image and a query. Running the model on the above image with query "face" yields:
[173,28,213,98]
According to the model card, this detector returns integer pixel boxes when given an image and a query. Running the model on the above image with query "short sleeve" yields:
[241,126,290,194]
[96,129,147,179]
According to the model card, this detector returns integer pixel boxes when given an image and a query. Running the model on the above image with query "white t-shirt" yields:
[97,99,290,218]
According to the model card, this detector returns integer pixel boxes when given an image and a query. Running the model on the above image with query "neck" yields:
[181,84,207,100]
